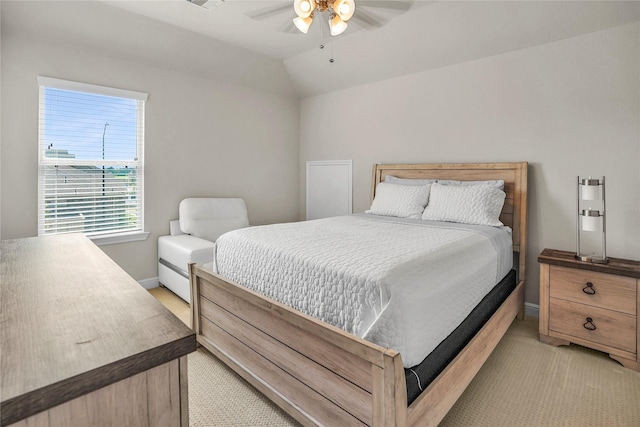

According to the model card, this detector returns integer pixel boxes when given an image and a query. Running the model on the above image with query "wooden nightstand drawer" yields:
[549,265,636,314]
[549,298,636,353]
[540,248,640,371]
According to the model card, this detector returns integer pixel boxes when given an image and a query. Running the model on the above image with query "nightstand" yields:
[538,248,640,372]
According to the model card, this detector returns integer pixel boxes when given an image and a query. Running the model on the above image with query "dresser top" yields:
[1,235,196,425]
[538,248,640,279]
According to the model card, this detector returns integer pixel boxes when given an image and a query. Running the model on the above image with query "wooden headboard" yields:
[371,162,528,280]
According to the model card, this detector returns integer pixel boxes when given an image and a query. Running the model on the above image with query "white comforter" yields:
[213,214,512,367]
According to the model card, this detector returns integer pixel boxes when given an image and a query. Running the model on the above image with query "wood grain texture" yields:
[549,299,636,353]
[538,248,640,278]
[1,235,196,425]
[179,356,190,427]
[539,248,639,372]
[6,360,184,427]
[198,271,376,390]
[192,162,529,426]
[549,265,636,314]
[539,263,551,335]
[199,294,373,423]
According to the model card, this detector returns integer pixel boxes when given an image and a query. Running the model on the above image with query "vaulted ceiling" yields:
[107,0,423,60]
[4,1,639,98]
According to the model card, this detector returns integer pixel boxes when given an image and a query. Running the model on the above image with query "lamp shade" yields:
[294,0,315,18]
[333,0,355,21]
[580,209,601,232]
[293,16,313,33]
[580,182,600,200]
[329,15,348,36]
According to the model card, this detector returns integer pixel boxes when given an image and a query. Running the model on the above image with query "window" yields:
[38,76,148,244]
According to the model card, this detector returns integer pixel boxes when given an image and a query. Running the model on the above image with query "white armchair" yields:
[158,198,249,303]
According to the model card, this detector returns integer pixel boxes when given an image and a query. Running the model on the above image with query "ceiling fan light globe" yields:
[294,0,315,18]
[329,15,347,36]
[333,0,355,21]
[293,16,313,33]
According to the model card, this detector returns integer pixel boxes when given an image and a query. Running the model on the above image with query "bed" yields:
[190,162,528,426]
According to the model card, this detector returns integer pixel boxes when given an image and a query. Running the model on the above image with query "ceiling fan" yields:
[187,0,224,9]
[245,0,413,36]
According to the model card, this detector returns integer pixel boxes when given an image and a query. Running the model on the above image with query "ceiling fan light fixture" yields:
[333,0,355,22]
[293,15,314,33]
[329,14,348,36]
[294,0,315,19]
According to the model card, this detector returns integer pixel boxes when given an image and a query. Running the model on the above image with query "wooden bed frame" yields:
[190,162,528,426]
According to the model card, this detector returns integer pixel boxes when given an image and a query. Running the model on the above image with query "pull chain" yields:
[318,17,334,64]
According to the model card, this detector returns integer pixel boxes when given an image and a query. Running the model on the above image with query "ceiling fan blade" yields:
[186,0,224,9]
[350,8,386,29]
[246,2,291,20]
[357,0,413,12]
[277,19,301,34]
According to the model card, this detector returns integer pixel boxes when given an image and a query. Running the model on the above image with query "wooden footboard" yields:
[190,265,407,426]
[191,264,524,427]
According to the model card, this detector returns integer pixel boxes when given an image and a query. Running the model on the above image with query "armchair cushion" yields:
[158,234,215,273]
[179,198,249,242]
[169,220,183,236]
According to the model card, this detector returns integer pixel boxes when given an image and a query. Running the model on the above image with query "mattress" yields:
[405,268,517,405]
[213,213,512,368]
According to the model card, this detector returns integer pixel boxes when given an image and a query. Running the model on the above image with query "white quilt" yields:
[213,214,512,368]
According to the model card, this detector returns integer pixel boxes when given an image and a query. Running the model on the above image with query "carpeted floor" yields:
[149,287,640,426]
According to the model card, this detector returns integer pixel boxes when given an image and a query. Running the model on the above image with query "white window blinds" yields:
[37,77,147,237]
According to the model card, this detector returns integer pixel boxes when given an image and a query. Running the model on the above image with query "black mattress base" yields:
[405,269,517,405]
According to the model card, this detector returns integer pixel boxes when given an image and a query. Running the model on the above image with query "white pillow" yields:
[421,183,506,226]
[366,182,431,218]
[384,176,437,186]
[437,179,505,190]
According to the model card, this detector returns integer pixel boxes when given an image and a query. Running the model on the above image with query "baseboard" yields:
[138,277,159,290]
[524,302,539,318]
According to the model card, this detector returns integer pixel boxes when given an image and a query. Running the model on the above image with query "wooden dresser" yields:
[1,235,196,426]
[538,248,640,371]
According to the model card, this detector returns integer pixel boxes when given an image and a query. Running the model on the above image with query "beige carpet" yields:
[149,287,640,426]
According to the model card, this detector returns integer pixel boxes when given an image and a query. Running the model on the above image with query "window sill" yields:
[89,231,149,246]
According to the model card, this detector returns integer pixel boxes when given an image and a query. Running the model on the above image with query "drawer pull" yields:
[582,282,596,295]
[583,317,597,331]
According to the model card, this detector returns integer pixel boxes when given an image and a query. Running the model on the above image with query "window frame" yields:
[37,76,148,245]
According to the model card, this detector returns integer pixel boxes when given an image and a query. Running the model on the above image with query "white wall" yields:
[299,23,640,307]
[1,5,300,281]
[2,2,638,307]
